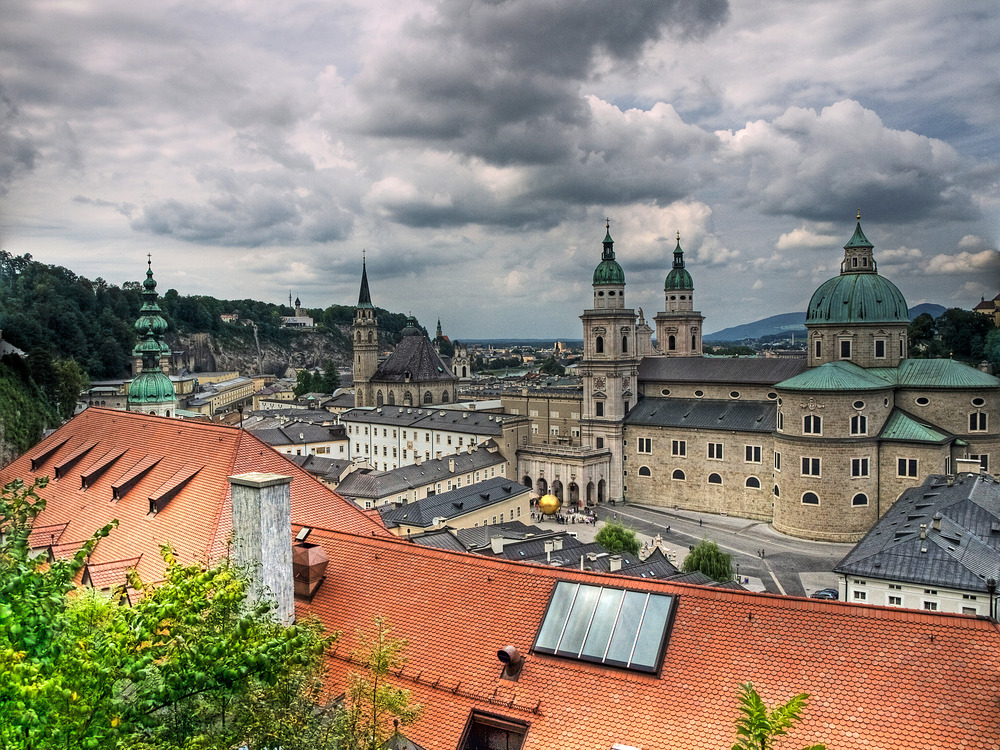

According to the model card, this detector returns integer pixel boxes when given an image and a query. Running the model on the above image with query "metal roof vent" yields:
[497,645,524,679]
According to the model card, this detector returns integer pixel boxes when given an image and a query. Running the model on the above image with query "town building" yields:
[973,292,1000,327]
[834,467,1000,616]
[280,294,314,328]
[247,420,348,458]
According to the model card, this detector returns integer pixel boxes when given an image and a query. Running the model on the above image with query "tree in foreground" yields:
[681,539,733,581]
[595,520,641,555]
[335,615,422,750]
[732,682,827,750]
[0,476,338,750]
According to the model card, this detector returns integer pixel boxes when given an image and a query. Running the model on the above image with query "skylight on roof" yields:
[533,581,676,674]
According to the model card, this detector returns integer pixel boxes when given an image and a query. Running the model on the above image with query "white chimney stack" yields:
[228,472,294,624]
[610,555,623,572]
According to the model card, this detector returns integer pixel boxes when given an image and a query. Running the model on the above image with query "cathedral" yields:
[352,217,999,542]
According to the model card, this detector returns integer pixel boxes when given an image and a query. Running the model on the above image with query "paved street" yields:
[534,503,854,597]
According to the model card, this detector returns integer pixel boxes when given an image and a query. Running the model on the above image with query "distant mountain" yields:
[705,304,948,342]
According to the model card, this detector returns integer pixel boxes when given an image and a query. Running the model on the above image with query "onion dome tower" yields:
[353,253,379,406]
[580,220,638,504]
[805,213,909,368]
[127,258,177,417]
[654,233,704,356]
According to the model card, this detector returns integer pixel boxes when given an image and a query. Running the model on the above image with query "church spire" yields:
[841,210,877,274]
[358,253,374,309]
[128,258,177,416]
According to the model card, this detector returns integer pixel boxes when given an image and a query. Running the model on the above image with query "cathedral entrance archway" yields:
[586,482,594,505]
[537,477,548,495]
[597,479,606,503]
[568,482,579,505]
[523,476,532,489]
[552,479,563,501]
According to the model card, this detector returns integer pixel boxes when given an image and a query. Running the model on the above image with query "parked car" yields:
[810,588,839,600]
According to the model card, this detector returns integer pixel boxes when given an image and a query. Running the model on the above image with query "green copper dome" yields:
[664,236,693,291]
[806,219,908,325]
[593,224,625,285]
[129,367,176,403]
[128,259,176,409]
[401,315,421,336]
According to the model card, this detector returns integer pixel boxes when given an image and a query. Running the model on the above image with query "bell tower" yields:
[580,221,638,504]
[654,233,704,356]
[353,254,379,407]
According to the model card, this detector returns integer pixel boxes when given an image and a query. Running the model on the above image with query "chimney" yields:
[544,540,554,562]
[490,536,506,554]
[448,458,455,473]
[228,472,294,624]
[609,555,623,572]
[919,523,927,540]
[552,536,563,551]
[292,539,329,598]
[932,512,942,531]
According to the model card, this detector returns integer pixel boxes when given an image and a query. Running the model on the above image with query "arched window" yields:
[523,476,532,489]
[387,391,395,405]
[638,466,651,476]
[368,331,373,342]
[403,391,412,406]
[802,492,820,505]
[622,336,628,353]
[376,390,383,406]
[691,334,696,349]
[708,473,722,485]
[442,391,450,403]
[745,477,761,489]
[461,366,467,377]
[668,335,676,351]
[672,469,685,480]
[596,336,604,354]
[852,493,868,506]
[423,391,432,404]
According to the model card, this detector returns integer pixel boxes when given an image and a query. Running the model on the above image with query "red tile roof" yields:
[300,527,1000,749]
[1,408,389,585]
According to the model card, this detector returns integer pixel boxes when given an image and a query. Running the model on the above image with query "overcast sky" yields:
[2,0,998,338]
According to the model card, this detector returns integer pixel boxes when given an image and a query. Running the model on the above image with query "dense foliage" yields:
[682,539,733,582]
[293,360,342,397]
[908,308,996,363]
[0,476,338,750]
[594,520,641,555]
[732,682,826,750]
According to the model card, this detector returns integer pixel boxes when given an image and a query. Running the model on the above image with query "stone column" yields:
[228,472,294,625]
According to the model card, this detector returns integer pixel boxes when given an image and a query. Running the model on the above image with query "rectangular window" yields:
[897,458,918,478]
[853,591,866,601]
[745,445,761,463]
[638,438,652,454]
[970,412,988,431]
[874,339,886,358]
[851,457,869,477]
[962,606,977,615]
[888,596,902,606]
[814,340,822,358]
[850,414,867,435]
[708,443,723,460]
[963,594,977,600]
[596,437,604,449]
[596,402,604,417]
[889,584,902,590]
[924,589,938,595]
[803,415,822,434]
[671,440,686,457]
[447,435,453,445]
[840,340,852,359]
[801,457,821,476]
[923,601,938,611]
[970,454,989,471]
[550,426,559,436]
[774,452,781,471]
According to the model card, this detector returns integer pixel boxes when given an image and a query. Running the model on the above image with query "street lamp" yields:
[736,563,740,582]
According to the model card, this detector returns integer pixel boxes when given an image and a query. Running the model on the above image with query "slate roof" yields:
[335,446,505,501]
[637,356,807,384]
[301,527,1000,749]
[286,454,352,480]
[625,397,776,433]
[835,472,1000,592]
[407,527,469,553]
[0,409,389,585]
[372,333,457,384]
[455,520,540,550]
[248,422,345,447]
[340,406,508,436]
[377,476,530,530]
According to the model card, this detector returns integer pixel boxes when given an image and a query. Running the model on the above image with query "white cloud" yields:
[925,250,1000,275]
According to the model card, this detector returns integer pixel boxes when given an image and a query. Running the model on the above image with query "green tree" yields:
[293,369,316,397]
[595,520,641,555]
[0,476,338,750]
[682,539,733,582]
[335,616,421,750]
[538,356,565,376]
[984,328,1000,370]
[320,359,341,393]
[732,682,826,750]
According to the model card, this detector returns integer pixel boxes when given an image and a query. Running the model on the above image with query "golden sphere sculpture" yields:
[537,493,562,516]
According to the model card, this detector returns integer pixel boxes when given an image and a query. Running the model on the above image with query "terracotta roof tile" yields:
[300,528,1000,749]
[0,408,390,586]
